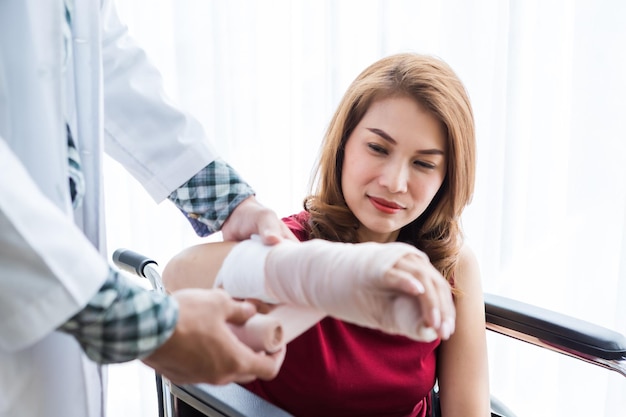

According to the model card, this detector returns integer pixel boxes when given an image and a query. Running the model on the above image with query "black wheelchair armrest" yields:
[484,292,626,376]
[169,381,294,417]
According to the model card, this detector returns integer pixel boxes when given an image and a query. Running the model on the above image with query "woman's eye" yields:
[414,160,436,169]
[368,143,388,154]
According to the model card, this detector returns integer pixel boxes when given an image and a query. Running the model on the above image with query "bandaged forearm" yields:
[59,267,178,363]
[215,237,437,341]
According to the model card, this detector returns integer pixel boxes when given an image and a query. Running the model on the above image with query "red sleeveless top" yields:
[242,211,439,417]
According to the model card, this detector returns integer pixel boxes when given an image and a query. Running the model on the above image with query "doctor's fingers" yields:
[224,344,286,383]
[221,196,298,244]
[160,289,282,384]
[189,290,286,382]
[191,322,286,385]
[156,342,284,386]
[254,211,298,245]
[157,324,285,385]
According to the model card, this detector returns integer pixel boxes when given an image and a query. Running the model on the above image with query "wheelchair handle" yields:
[112,248,164,293]
[112,248,158,277]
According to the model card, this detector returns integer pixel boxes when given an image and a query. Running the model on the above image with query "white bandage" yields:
[215,236,436,341]
[264,239,420,305]
[265,239,436,341]
[214,235,278,303]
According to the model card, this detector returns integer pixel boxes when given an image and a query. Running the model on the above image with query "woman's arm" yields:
[162,242,237,292]
[162,238,456,342]
[436,244,490,416]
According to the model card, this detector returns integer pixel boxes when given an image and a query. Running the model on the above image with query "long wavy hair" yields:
[304,53,476,281]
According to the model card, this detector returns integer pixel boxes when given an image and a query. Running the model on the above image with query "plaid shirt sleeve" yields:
[167,158,255,237]
[58,267,178,364]
[57,161,250,363]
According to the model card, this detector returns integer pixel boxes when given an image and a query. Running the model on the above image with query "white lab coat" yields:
[0,0,217,416]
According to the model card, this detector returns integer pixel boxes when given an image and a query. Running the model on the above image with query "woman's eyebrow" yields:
[366,127,444,155]
[367,127,397,144]
[418,148,445,156]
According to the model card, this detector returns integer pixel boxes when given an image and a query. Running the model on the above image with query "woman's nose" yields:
[378,161,408,193]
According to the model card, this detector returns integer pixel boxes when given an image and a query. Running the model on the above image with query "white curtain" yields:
[106,1,626,416]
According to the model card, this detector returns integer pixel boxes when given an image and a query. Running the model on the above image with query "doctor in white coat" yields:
[0,1,291,416]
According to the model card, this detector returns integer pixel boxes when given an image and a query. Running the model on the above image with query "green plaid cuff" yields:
[59,267,178,364]
[168,158,255,237]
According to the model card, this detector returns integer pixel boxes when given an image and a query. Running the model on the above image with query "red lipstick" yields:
[368,196,404,214]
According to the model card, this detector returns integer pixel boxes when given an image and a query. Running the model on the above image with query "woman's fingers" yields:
[387,253,456,340]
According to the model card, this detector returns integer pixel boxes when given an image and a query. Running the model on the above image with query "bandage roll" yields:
[266,305,327,344]
[228,313,285,354]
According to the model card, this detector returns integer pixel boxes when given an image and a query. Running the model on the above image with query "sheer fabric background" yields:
[105,1,626,416]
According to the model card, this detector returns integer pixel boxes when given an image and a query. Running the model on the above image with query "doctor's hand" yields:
[141,288,285,385]
[221,196,297,244]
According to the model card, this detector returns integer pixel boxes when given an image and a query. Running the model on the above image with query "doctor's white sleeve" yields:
[100,0,220,203]
[99,0,257,235]
[0,139,108,352]
[0,140,179,361]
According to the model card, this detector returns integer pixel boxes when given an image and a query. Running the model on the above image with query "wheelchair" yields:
[113,248,626,417]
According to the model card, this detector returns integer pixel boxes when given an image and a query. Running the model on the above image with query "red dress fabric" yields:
[242,211,440,417]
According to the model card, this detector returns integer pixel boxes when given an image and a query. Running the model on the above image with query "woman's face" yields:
[341,96,447,243]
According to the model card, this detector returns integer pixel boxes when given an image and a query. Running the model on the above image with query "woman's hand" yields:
[384,251,456,340]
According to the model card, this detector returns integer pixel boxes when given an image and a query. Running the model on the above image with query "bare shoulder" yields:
[454,243,482,293]
[456,243,480,280]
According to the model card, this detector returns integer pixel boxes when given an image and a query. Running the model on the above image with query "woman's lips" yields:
[368,196,404,214]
